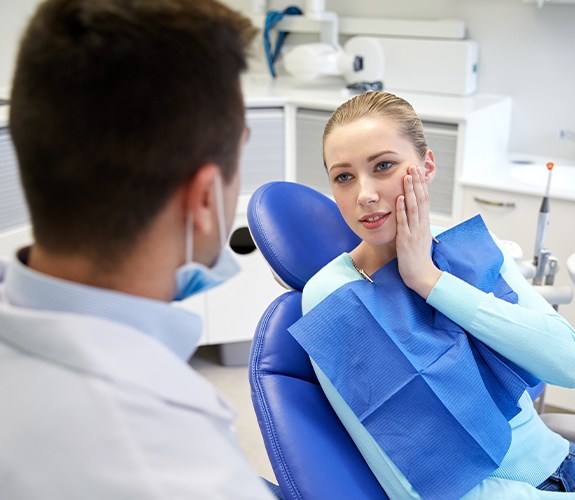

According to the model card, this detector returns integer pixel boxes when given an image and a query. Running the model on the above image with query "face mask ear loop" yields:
[185,213,194,264]
[214,173,227,252]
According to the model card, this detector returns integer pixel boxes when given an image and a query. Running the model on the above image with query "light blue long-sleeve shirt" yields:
[302,227,575,499]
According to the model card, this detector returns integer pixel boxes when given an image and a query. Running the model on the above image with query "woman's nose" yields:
[357,179,379,206]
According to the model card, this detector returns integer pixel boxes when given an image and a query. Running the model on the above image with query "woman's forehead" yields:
[328,116,398,139]
[325,117,402,150]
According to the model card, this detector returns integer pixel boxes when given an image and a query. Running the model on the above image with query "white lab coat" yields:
[0,298,274,499]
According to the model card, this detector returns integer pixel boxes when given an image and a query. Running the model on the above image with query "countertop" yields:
[0,75,511,128]
[460,154,575,202]
[0,106,7,127]
[0,87,8,128]
[0,74,510,127]
[241,74,511,123]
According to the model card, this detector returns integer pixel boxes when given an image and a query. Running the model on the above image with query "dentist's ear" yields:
[184,164,220,237]
[422,149,436,184]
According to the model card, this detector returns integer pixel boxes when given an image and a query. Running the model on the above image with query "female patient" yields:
[298,92,575,498]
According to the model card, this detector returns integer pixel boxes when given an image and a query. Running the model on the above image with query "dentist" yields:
[0,0,276,498]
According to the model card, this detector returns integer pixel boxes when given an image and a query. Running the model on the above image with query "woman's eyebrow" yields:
[367,150,396,162]
[328,162,350,172]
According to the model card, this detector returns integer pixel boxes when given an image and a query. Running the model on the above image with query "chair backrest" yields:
[247,182,387,499]
[247,181,360,292]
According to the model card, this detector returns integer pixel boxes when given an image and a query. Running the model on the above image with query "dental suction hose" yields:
[532,162,554,286]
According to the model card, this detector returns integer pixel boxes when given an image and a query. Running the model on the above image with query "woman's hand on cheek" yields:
[395,166,442,299]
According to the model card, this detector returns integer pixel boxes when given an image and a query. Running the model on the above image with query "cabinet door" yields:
[0,128,29,231]
[295,109,331,195]
[424,122,458,218]
[462,186,539,255]
[0,128,32,255]
[462,186,575,271]
[294,111,459,218]
[462,186,575,291]
[240,108,284,194]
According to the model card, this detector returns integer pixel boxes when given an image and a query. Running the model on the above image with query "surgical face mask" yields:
[173,174,240,301]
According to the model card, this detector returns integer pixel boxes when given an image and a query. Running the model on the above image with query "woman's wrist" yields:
[410,267,443,299]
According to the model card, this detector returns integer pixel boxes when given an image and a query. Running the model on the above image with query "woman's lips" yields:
[359,212,390,230]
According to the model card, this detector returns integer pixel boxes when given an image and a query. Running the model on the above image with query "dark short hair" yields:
[9,0,256,263]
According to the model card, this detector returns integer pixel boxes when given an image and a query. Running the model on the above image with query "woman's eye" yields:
[335,173,353,183]
[375,161,393,172]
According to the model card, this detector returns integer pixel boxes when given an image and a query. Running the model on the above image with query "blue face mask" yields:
[172,175,240,301]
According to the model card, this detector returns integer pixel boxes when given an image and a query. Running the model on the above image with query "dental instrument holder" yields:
[533,249,551,286]
[528,163,573,308]
[528,248,572,310]
[545,258,559,286]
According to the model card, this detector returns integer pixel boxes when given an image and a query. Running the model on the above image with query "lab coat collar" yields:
[3,249,201,361]
[0,302,235,425]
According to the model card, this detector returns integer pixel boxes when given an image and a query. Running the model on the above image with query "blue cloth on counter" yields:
[289,215,539,500]
[263,6,302,78]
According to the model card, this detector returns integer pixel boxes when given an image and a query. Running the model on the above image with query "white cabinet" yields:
[0,127,31,255]
[239,108,285,194]
[295,109,331,195]
[462,185,575,411]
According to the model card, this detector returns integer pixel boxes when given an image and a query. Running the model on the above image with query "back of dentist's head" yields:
[9,0,256,266]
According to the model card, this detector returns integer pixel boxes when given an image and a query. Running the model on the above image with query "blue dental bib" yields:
[288,215,538,500]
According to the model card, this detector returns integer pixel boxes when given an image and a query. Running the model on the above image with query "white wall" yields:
[235,0,575,161]
[3,0,574,158]
[0,0,43,92]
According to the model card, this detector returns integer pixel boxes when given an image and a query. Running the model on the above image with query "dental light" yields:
[264,0,384,85]
[284,36,385,85]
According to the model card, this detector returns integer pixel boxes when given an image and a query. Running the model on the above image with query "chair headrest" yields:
[247,182,361,292]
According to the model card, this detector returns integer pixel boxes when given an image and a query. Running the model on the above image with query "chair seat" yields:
[540,413,575,442]
[250,291,388,499]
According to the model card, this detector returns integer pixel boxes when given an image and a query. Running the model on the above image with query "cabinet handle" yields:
[473,196,516,209]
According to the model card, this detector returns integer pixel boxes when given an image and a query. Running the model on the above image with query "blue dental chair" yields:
[247,181,387,499]
[247,181,575,500]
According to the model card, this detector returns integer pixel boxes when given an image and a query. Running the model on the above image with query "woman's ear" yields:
[423,149,436,184]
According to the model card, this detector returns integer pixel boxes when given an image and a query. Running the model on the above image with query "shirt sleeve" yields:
[427,235,575,388]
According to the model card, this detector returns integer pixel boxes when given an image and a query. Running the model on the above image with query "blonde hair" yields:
[322,91,428,168]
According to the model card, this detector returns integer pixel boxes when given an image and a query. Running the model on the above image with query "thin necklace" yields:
[349,256,374,283]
